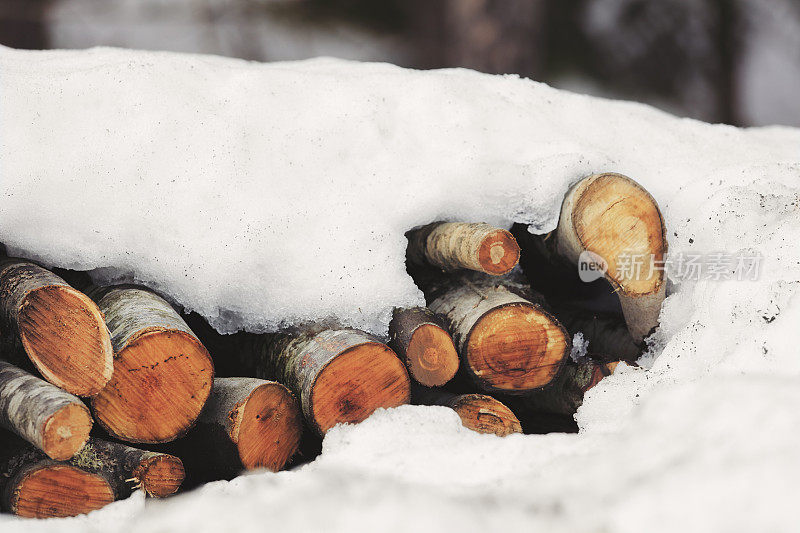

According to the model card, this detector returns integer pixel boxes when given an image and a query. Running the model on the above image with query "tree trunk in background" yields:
[0,0,51,50]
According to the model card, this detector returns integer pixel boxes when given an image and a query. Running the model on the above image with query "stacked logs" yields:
[0,172,665,519]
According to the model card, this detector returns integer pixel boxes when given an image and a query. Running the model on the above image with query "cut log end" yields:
[11,465,114,519]
[136,455,185,497]
[467,303,569,391]
[311,342,410,434]
[586,361,619,392]
[17,285,114,396]
[477,229,520,275]
[451,394,522,437]
[406,324,459,387]
[237,382,303,471]
[92,330,213,443]
[41,403,93,461]
[573,173,666,296]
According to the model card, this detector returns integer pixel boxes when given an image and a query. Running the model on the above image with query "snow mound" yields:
[1,46,799,532]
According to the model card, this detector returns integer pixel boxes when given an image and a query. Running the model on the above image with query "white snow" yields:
[1,45,799,532]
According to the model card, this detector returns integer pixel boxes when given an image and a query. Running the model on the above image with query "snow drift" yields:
[1,45,799,532]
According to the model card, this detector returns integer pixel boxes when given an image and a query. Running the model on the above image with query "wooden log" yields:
[0,432,114,518]
[0,360,92,460]
[553,173,667,342]
[423,271,570,394]
[407,222,520,275]
[70,438,184,498]
[0,259,113,396]
[388,307,459,387]
[176,377,302,481]
[0,433,183,518]
[412,386,521,437]
[88,286,214,444]
[521,358,620,416]
[235,328,410,435]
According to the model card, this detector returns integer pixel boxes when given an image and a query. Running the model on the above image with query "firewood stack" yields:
[0,172,666,518]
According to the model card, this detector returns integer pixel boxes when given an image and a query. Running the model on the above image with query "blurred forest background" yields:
[1,0,798,127]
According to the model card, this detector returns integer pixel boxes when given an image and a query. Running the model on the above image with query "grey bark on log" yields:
[235,327,410,435]
[0,360,92,460]
[407,222,520,275]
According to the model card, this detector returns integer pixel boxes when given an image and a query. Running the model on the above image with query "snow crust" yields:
[1,46,799,532]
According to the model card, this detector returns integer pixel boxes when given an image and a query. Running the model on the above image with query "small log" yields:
[177,377,302,481]
[388,307,459,387]
[88,286,214,444]
[553,173,668,342]
[0,361,92,460]
[235,328,410,435]
[521,358,620,416]
[423,271,570,394]
[413,386,521,437]
[407,222,520,275]
[0,433,114,518]
[0,259,113,396]
[70,438,184,498]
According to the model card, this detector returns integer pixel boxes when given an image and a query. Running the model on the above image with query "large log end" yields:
[311,342,410,434]
[451,394,522,437]
[42,403,93,461]
[18,285,114,396]
[467,303,569,392]
[10,464,114,518]
[92,330,213,443]
[237,381,302,471]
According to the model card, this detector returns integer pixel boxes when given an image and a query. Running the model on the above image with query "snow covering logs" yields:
[407,222,520,275]
[0,172,666,519]
[0,260,114,397]
[85,286,215,444]
[233,328,411,435]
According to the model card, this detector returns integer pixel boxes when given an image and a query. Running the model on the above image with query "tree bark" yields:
[420,271,570,394]
[412,385,521,437]
[0,433,114,518]
[175,377,302,482]
[87,286,214,444]
[407,222,520,275]
[0,360,92,460]
[235,328,410,435]
[553,173,667,343]
[521,358,619,416]
[388,307,459,387]
[0,259,113,396]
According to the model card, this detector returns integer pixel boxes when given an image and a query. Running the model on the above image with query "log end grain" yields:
[237,381,302,471]
[311,342,410,434]
[17,285,114,396]
[135,454,185,497]
[477,229,520,275]
[451,394,522,437]
[92,330,213,443]
[572,173,666,297]
[10,464,114,518]
[467,303,569,392]
[406,324,459,387]
[41,403,93,461]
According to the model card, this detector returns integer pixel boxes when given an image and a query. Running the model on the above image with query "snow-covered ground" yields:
[1,46,799,532]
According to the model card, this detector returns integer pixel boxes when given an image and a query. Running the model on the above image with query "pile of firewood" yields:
[0,172,667,519]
